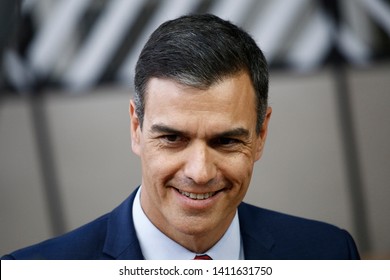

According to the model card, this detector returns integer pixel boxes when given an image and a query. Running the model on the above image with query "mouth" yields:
[177,190,217,200]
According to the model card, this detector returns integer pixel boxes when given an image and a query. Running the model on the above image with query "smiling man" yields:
[2,14,359,260]
[130,71,269,257]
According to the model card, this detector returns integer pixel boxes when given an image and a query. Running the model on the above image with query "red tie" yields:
[194,254,212,260]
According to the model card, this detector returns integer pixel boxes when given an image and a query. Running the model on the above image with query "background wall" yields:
[1,0,390,258]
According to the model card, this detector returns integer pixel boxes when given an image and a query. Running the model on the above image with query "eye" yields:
[213,137,240,146]
[162,134,181,143]
[159,135,189,148]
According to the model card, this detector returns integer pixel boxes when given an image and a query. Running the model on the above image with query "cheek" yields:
[141,148,181,183]
[220,155,255,187]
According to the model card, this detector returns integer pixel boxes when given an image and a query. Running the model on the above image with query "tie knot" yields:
[194,254,212,260]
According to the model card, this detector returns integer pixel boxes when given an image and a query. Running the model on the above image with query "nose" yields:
[183,142,217,185]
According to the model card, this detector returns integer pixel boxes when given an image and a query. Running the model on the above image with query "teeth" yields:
[179,190,215,200]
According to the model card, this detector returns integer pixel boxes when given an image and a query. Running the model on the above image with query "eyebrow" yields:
[150,124,250,139]
[216,127,250,139]
[150,124,184,136]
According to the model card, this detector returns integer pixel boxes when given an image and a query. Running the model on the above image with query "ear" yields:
[129,100,141,156]
[255,107,272,161]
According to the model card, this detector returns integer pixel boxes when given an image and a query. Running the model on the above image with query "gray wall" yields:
[1,64,389,258]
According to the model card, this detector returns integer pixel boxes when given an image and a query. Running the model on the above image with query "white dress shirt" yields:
[132,187,244,260]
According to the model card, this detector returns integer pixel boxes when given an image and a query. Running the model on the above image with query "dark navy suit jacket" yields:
[1,189,360,260]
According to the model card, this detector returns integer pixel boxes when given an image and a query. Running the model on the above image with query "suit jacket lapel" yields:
[103,188,144,259]
[238,202,275,259]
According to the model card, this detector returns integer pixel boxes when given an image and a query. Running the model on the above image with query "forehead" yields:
[143,73,257,131]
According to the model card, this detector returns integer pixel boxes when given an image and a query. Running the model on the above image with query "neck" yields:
[167,224,228,253]
[147,210,235,254]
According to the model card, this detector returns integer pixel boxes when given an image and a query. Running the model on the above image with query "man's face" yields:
[130,72,271,250]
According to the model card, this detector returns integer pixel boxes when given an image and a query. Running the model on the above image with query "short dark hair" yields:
[134,14,268,134]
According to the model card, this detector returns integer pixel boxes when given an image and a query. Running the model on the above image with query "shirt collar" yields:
[132,187,243,260]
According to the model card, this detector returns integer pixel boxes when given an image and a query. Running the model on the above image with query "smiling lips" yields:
[178,190,217,200]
